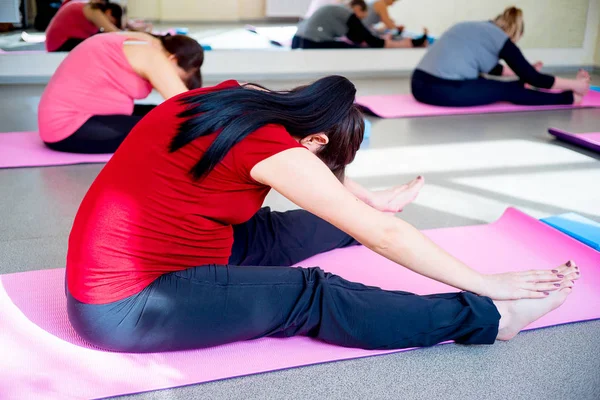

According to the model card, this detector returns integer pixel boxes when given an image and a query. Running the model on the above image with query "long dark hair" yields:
[171,76,364,181]
[156,35,204,90]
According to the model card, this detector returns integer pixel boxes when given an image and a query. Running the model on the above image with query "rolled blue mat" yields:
[541,213,600,251]
[591,85,600,92]
[201,45,212,51]
[363,118,371,139]
[174,27,189,35]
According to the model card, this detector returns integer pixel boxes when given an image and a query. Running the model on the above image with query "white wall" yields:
[128,0,160,20]
[594,2,600,66]
[239,0,266,20]
[128,0,266,21]
[388,0,589,49]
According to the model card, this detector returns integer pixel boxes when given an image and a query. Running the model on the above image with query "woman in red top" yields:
[46,1,123,52]
[66,76,579,353]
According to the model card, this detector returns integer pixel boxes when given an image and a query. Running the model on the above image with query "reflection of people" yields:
[412,7,591,107]
[292,0,426,49]
[304,0,343,19]
[39,32,204,154]
[45,1,123,52]
[64,75,577,353]
[362,0,406,35]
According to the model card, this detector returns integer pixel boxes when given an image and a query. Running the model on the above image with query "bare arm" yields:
[124,43,188,99]
[344,177,373,205]
[374,2,397,30]
[83,4,120,33]
[251,149,562,300]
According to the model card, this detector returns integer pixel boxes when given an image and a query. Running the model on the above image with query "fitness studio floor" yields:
[1,75,599,400]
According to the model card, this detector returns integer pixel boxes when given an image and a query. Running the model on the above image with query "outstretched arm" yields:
[344,176,424,213]
[83,4,120,33]
[251,148,564,300]
[499,40,554,87]
[500,39,588,94]
[374,2,397,30]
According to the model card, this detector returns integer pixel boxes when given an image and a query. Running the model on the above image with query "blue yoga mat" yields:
[591,86,600,93]
[541,213,600,251]
[363,118,372,139]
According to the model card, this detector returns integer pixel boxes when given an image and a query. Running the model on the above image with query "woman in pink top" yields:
[38,32,204,153]
[46,1,123,52]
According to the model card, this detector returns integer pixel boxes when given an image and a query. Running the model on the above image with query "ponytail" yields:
[494,6,524,42]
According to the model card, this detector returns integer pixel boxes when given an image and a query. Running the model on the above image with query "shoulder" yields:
[244,124,297,146]
[81,2,98,17]
[329,5,352,16]
[481,21,509,38]
[175,80,240,103]
[373,1,387,12]
[235,124,301,156]
[153,80,241,121]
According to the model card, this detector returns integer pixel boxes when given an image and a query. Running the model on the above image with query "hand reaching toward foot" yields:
[479,260,580,301]
[368,176,425,213]
[494,261,580,341]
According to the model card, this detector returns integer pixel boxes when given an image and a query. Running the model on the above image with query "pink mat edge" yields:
[0,131,112,169]
[2,207,599,399]
[356,91,600,118]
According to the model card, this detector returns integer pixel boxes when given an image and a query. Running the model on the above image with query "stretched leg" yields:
[291,36,358,49]
[67,264,501,352]
[450,78,574,106]
[132,104,157,117]
[230,207,359,266]
[412,70,574,107]
[53,37,85,52]
[45,114,142,154]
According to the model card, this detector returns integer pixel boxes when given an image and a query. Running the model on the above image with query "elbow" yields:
[367,219,405,254]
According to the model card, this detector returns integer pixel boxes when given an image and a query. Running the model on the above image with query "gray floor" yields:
[0,22,298,51]
[1,76,599,400]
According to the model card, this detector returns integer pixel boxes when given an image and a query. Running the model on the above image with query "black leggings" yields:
[53,37,91,52]
[411,69,574,107]
[291,35,359,49]
[45,104,156,154]
[67,207,500,353]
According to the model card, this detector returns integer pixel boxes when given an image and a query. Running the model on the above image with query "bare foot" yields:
[371,176,425,213]
[495,287,571,340]
[576,69,591,82]
[573,69,591,98]
[494,263,580,340]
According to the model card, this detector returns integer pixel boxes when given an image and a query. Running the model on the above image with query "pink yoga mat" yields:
[356,91,600,118]
[1,208,599,399]
[548,128,600,154]
[0,132,111,169]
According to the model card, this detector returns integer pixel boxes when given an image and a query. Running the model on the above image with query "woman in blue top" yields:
[411,7,590,107]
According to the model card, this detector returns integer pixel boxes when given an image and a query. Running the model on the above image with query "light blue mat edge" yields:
[541,213,600,251]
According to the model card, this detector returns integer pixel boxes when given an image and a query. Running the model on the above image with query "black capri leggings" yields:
[53,37,86,52]
[45,104,156,154]
[291,36,359,49]
[411,69,574,107]
[67,207,501,353]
